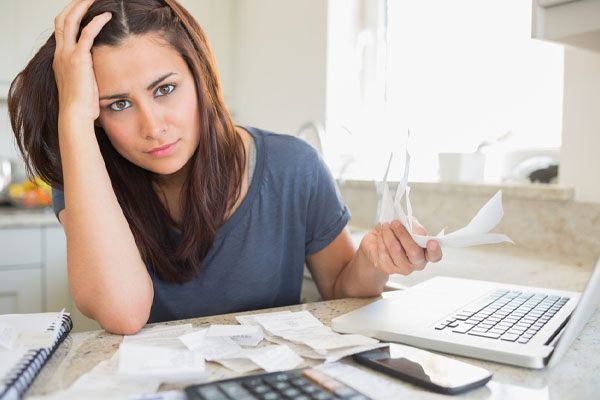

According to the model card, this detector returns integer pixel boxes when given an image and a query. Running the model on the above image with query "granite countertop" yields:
[24,248,600,399]
[0,205,59,228]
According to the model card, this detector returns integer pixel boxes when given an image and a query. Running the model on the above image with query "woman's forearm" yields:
[59,112,153,334]
[333,246,389,299]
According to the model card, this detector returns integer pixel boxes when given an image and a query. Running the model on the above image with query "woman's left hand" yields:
[359,219,442,276]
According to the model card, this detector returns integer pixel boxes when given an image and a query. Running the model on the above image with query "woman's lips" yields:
[148,141,178,157]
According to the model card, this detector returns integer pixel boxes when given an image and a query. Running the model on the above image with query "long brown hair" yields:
[8,0,245,283]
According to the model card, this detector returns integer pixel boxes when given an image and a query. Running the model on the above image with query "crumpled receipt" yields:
[378,152,514,248]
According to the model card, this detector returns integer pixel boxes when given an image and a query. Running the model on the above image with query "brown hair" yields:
[8,0,245,283]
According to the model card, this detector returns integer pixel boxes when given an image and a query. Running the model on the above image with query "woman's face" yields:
[94,33,201,179]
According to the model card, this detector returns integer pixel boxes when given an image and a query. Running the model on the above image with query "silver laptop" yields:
[332,258,600,369]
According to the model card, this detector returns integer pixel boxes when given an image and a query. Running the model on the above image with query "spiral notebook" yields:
[0,311,73,400]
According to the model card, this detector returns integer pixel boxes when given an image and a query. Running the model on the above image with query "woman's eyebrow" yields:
[99,72,178,101]
[146,72,177,90]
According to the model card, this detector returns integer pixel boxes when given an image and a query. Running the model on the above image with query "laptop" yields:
[332,257,600,369]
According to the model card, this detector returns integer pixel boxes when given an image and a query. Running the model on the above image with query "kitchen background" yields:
[0,0,599,331]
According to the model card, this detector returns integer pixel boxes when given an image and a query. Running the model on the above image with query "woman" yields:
[8,0,442,334]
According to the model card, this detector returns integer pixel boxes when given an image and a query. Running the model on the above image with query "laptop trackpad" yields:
[378,278,492,329]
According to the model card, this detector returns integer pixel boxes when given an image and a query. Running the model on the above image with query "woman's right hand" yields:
[53,0,112,121]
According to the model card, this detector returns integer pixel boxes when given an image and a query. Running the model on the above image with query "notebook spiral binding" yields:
[0,314,73,400]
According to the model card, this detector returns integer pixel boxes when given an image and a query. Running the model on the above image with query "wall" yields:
[560,46,600,203]
[339,180,600,263]
[178,0,234,105]
[0,0,68,162]
[229,0,328,135]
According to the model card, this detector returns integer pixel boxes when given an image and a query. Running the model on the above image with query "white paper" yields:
[14,330,57,349]
[28,353,162,400]
[486,381,549,400]
[178,329,242,360]
[254,311,324,333]
[317,362,411,399]
[205,324,263,346]
[215,357,260,373]
[323,343,390,363]
[379,152,514,248]
[0,349,27,382]
[302,332,379,353]
[118,343,206,381]
[179,327,302,372]
[0,323,17,349]
[123,323,193,350]
[128,390,187,400]
[236,345,304,372]
[236,311,292,326]
[262,335,331,359]
[0,311,66,350]
[238,310,383,363]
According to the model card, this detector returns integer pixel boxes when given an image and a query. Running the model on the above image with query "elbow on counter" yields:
[74,292,153,335]
[95,307,150,335]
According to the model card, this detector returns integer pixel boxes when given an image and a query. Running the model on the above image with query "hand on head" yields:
[53,0,112,120]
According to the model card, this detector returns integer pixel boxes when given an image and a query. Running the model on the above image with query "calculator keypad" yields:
[185,368,371,400]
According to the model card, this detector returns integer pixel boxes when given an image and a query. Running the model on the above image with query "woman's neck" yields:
[153,160,190,227]
[153,127,252,227]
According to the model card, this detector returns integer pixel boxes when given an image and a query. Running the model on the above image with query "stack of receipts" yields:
[379,152,514,248]
[236,310,387,363]
[118,324,206,381]
[179,326,302,373]
[176,310,386,373]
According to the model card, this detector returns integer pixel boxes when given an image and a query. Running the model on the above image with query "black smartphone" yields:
[353,344,492,395]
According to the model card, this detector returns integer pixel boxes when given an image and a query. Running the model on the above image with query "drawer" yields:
[0,228,42,267]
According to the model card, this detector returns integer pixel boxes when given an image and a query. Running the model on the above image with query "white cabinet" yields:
[0,226,67,314]
[0,228,43,314]
[44,226,69,313]
[0,268,42,314]
[532,0,600,53]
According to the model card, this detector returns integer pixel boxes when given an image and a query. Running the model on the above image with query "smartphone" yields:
[353,344,492,395]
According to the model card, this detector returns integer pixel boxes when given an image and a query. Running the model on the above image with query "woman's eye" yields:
[155,84,175,97]
[109,100,131,111]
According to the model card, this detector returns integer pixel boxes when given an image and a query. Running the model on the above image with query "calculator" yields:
[184,367,371,400]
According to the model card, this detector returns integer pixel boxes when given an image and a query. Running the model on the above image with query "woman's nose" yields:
[138,103,167,140]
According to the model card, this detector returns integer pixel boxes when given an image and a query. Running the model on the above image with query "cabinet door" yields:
[44,226,68,312]
[0,228,42,267]
[0,268,42,314]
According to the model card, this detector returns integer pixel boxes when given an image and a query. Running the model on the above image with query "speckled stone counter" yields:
[24,247,600,399]
[0,206,58,228]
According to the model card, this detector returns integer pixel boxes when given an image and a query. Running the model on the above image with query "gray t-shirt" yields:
[52,126,351,323]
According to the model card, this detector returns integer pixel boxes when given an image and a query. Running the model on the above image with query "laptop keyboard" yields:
[185,368,371,400]
[434,289,570,344]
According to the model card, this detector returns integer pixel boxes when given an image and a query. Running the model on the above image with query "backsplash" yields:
[339,180,600,264]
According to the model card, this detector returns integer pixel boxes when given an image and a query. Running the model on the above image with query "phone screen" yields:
[355,344,492,393]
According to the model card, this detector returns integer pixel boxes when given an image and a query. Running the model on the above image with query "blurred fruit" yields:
[8,176,52,208]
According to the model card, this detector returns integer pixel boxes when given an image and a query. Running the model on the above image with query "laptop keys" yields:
[452,324,473,334]
[436,289,570,344]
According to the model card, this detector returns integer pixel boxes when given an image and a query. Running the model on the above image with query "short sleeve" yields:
[51,187,65,221]
[305,153,351,255]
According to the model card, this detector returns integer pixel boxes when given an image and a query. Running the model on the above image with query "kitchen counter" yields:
[0,205,59,228]
[24,247,599,399]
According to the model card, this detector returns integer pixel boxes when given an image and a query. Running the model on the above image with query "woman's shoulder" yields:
[243,126,319,164]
